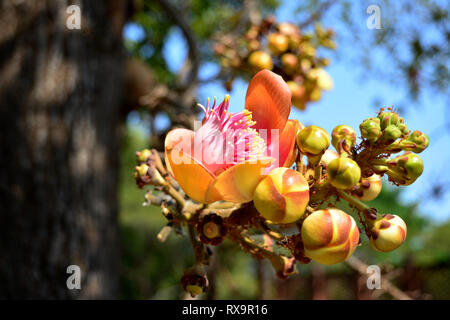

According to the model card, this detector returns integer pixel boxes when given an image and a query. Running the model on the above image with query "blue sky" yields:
[124,1,450,221]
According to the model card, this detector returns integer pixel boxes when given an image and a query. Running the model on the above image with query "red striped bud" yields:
[353,174,382,201]
[369,214,407,252]
[301,209,360,265]
[253,167,310,224]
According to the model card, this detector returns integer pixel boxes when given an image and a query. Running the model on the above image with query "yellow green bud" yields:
[331,125,357,152]
[327,157,361,189]
[386,152,424,186]
[396,130,429,153]
[360,117,382,143]
[378,111,400,130]
[296,126,330,159]
[136,149,152,163]
[382,124,402,142]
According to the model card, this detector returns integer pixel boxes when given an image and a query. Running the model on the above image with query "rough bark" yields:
[0,0,127,299]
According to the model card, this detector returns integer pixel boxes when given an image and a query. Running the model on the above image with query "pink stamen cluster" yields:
[194,95,266,175]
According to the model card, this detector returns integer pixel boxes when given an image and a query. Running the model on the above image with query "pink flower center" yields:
[194,95,266,175]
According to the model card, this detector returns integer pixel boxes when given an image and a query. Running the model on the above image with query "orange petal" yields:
[245,70,291,131]
[280,119,301,167]
[164,128,195,177]
[165,148,215,203]
[265,120,301,170]
[205,158,275,203]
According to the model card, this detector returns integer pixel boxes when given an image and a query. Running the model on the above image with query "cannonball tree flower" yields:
[164,70,300,203]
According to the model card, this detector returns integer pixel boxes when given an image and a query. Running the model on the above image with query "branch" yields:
[345,256,412,300]
[298,0,337,29]
[156,0,200,89]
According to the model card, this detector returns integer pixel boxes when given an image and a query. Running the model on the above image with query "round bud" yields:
[369,214,407,252]
[382,124,402,142]
[398,122,409,136]
[319,149,339,167]
[287,81,306,110]
[378,111,400,130]
[327,157,361,189]
[281,53,298,74]
[331,125,357,151]
[310,68,333,91]
[296,126,330,158]
[308,87,322,102]
[400,130,429,153]
[247,39,260,51]
[268,255,296,279]
[278,22,299,36]
[181,265,209,297]
[268,33,289,54]
[360,117,382,143]
[135,164,149,178]
[353,174,382,201]
[248,50,273,70]
[301,209,360,265]
[253,167,310,224]
[387,152,423,186]
[137,149,152,163]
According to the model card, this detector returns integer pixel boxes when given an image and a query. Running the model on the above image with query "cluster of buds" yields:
[134,149,166,188]
[358,108,428,186]
[135,70,428,297]
[213,16,335,110]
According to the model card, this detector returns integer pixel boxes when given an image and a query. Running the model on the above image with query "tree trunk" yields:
[0,0,127,299]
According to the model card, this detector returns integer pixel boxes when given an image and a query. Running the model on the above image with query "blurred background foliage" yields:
[119,0,449,299]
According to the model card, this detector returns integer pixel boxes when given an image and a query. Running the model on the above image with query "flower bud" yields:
[253,167,310,224]
[308,87,321,102]
[287,81,306,110]
[386,152,423,186]
[353,174,382,201]
[369,214,407,252]
[281,53,298,74]
[248,50,273,70]
[134,163,165,188]
[181,265,209,297]
[288,34,302,51]
[382,124,402,142]
[360,117,382,143]
[331,125,357,152]
[197,213,227,245]
[398,120,409,135]
[268,33,289,54]
[327,157,361,189]
[268,255,296,279]
[319,149,339,167]
[396,130,429,153]
[278,22,299,36]
[301,209,360,265]
[135,164,149,178]
[378,111,400,130]
[296,126,330,158]
[136,149,152,163]
[310,68,333,91]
